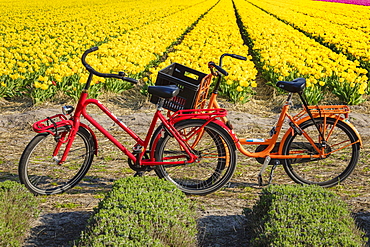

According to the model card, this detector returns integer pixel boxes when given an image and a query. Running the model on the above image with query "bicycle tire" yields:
[282,117,360,187]
[19,126,95,195]
[154,119,237,195]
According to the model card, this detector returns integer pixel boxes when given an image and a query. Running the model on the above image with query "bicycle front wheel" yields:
[154,119,237,195]
[19,126,95,195]
[282,117,360,187]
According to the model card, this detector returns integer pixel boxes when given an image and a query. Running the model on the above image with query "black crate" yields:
[150,63,207,111]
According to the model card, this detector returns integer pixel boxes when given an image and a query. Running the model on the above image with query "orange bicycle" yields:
[155,54,362,187]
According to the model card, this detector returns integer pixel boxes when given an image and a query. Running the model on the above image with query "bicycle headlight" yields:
[62,105,74,115]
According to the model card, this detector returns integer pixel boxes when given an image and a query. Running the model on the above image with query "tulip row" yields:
[0,0,217,102]
[0,0,368,105]
[248,0,370,70]
[83,0,218,86]
[149,0,258,103]
[233,0,368,105]
[0,0,189,79]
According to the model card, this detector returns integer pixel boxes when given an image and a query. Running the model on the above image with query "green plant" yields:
[64,80,105,102]
[0,180,39,247]
[103,78,133,94]
[330,78,366,105]
[219,77,256,104]
[75,176,197,246]
[247,184,366,247]
[303,83,325,105]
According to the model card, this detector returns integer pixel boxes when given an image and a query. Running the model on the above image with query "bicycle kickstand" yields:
[267,160,280,185]
[258,156,271,186]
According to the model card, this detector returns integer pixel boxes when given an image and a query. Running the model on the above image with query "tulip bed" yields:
[0,0,368,105]
[149,0,258,103]
[245,0,369,104]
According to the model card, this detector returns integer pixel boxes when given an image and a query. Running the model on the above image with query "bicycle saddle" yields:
[276,78,306,93]
[148,85,180,99]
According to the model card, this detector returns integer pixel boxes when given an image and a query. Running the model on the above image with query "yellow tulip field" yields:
[0,0,369,105]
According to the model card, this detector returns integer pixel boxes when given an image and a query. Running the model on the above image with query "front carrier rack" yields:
[33,114,73,135]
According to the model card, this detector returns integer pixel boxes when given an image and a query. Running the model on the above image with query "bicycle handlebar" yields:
[81,47,138,84]
[221,53,247,61]
[208,53,247,76]
[208,61,229,76]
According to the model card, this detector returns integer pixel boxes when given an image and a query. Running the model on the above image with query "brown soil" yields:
[1,90,370,246]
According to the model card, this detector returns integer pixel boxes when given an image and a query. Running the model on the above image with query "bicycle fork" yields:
[53,126,80,165]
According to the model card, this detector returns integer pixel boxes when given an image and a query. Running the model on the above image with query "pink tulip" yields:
[315,0,370,6]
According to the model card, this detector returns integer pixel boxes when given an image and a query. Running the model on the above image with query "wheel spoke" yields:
[19,127,94,195]
[283,118,359,187]
[154,120,236,195]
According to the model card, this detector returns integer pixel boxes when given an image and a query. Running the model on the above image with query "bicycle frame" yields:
[32,88,228,167]
[202,73,362,161]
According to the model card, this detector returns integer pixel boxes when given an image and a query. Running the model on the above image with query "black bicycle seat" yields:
[148,85,180,99]
[276,78,306,93]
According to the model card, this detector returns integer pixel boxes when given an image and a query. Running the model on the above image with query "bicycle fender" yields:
[341,119,363,148]
[148,125,163,159]
[168,117,239,144]
[210,119,239,143]
[79,123,99,155]
[297,115,362,148]
[279,116,363,154]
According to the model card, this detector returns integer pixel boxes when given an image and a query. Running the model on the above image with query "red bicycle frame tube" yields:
[53,91,227,166]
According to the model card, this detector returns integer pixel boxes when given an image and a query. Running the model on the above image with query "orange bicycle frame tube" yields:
[204,74,362,160]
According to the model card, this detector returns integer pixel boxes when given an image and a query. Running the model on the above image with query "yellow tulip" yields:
[40,83,49,90]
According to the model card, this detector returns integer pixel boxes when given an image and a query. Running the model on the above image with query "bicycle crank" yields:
[128,151,153,176]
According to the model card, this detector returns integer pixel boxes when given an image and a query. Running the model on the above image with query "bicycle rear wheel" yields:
[19,126,95,195]
[282,117,360,187]
[154,119,237,195]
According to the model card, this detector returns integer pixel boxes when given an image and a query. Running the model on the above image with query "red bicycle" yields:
[18,47,237,195]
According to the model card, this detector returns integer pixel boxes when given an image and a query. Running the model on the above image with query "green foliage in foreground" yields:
[75,176,198,247]
[0,180,39,247]
[247,184,366,247]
